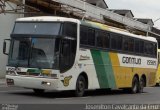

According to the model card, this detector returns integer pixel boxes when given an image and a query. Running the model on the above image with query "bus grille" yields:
[17,72,40,76]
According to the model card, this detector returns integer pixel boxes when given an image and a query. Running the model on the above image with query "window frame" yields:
[79,24,157,58]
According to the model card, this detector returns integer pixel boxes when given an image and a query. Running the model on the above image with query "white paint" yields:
[78,48,100,89]
[16,16,80,24]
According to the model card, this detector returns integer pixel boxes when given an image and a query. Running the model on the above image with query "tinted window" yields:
[135,40,140,53]
[139,41,144,54]
[111,35,116,49]
[104,33,110,48]
[123,37,134,52]
[60,39,77,73]
[96,30,104,48]
[135,40,144,54]
[111,33,122,50]
[80,26,88,45]
[80,26,95,46]
[88,28,95,46]
[144,42,152,55]
[63,22,77,38]
[13,22,61,35]
[144,42,157,56]
[154,43,157,57]
[96,31,110,48]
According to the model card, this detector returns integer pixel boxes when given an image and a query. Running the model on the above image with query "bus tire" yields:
[75,75,86,97]
[155,83,159,87]
[131,76,139,94]
[33,89,45,94]
[139,77,145,93]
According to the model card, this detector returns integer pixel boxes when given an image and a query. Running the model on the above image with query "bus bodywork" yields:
[4,16,158,96]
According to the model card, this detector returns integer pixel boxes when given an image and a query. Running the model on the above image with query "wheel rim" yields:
[133,81,137,92]
[140,79,144,92]
[132,77,138,93]
[78,79,85,93]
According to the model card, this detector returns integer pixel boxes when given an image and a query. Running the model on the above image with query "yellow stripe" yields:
[109,52,157,88]
[88,21,109,30]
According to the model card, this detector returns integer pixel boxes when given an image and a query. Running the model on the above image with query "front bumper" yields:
[6,75,60,90]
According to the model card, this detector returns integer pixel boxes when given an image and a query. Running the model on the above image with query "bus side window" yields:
[80,26,88,45]
[88,28,95,46]
[123,37,134,52]
[135,40,140,53]
[153,43,157,57]
[110,33,122,51]
[139,41,144,54]
[104,33,110,48]
[63,22,77,38]
[111,35,116,50]
[96,31,110,49]
[158,52,160,63]
[96,30,103,48]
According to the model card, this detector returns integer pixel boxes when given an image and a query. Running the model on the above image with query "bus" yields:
[156,49,160,86]
[3,16,158,97]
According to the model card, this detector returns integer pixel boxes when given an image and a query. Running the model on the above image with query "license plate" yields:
[6,78,14,85]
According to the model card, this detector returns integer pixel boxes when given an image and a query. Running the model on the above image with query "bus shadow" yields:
[10,89,147,99]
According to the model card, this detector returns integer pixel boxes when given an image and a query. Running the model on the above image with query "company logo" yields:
[122,56,141,65]
[61,76,72,87]
[80,55,90,60]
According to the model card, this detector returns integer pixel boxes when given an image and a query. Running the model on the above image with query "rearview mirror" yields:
[3,39,10,55]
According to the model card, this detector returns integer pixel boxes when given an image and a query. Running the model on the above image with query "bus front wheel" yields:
[75,75,86,97]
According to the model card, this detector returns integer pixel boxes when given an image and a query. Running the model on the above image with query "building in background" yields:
[136,18,154,27]
[110,9,134,19]
[84,0,108,9]
[0,2,22,78]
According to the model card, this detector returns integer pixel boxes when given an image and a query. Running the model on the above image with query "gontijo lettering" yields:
[122,56,141,65]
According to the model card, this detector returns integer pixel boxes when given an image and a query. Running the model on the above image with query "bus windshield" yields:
[8,21,77,70]
[8,37,60,69]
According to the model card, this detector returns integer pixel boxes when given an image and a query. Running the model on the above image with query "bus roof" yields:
[16,16,157,43]
[16,16,80,24]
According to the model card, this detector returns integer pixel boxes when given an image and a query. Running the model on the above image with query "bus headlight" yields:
[41,81,51,86]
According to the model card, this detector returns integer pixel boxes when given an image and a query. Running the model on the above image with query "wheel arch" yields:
[134,74,139,82]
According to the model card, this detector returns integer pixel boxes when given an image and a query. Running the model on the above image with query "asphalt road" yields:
[0,85,160,110]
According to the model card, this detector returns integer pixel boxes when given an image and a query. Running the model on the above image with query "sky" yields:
[106,0,160,29]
